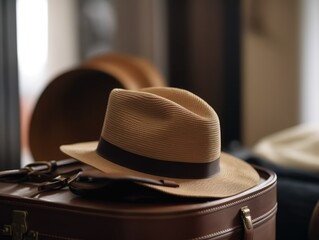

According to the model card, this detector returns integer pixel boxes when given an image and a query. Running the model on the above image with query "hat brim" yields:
[60,141,260,198]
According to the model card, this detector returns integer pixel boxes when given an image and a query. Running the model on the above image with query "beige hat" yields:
[254,124,319,171]
[61,87,259,198]
[29,53,166,162]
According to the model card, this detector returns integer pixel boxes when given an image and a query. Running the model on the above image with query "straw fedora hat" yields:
[254,124,319,171]
[29,53,166,162]
[61,87,259,198]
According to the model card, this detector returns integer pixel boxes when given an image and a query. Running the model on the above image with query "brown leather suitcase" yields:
[0,163,276,240]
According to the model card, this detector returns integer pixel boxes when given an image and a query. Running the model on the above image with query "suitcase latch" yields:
[241,206,254,240]
[0,210,38,240]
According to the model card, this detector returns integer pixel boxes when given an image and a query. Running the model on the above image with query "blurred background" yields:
[1,0,318,167]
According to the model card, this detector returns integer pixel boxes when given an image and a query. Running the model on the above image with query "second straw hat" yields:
[29,53,166,162]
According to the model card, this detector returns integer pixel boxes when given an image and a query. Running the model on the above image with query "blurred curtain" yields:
[167,0,241,147]
[0,0,20,169]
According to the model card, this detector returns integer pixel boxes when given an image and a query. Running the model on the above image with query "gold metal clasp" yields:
[12,210,28,240]
[241,206,253,230]
[0,210,38,240]
[241,206,254,240]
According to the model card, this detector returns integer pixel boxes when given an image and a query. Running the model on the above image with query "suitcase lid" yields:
[0,165,276,215]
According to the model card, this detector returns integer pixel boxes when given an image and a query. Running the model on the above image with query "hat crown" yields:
[101,87,220,164]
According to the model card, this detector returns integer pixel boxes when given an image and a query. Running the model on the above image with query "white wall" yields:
[300,0,319,123]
